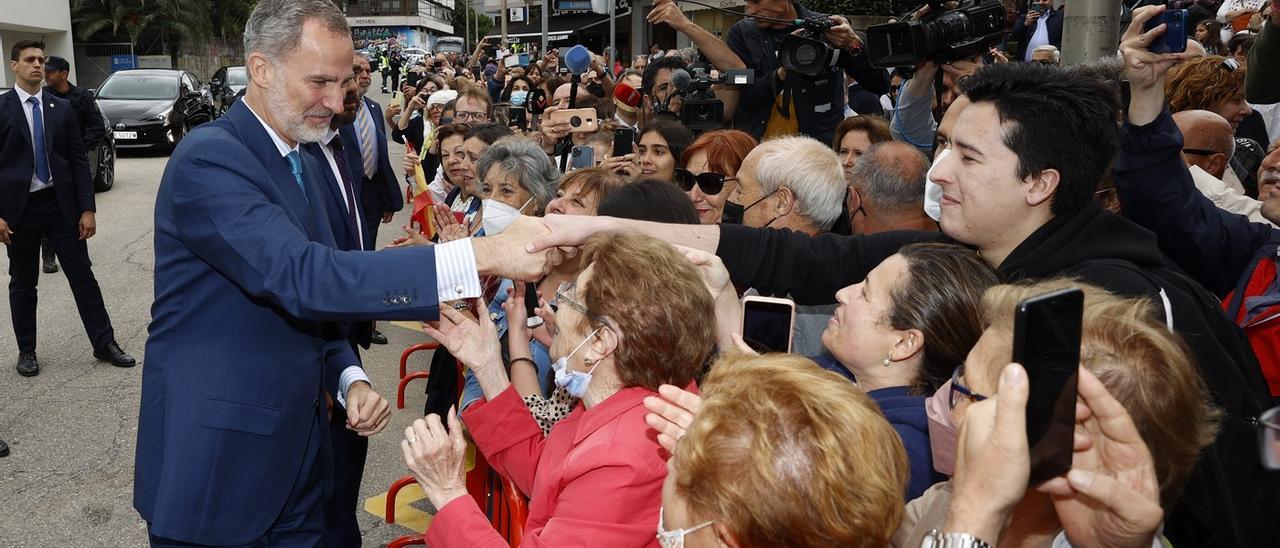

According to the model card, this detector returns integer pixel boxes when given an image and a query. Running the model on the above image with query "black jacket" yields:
[0,90,94,226]
[725,3,889,145]
[1009,7,1064,61]
[716,202,1277,547]
[44,83,107,149]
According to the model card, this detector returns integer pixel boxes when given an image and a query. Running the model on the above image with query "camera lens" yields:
[570,116,582,127]
[795,43,819,65]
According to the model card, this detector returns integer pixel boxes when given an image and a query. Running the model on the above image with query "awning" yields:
[485,11,631,41]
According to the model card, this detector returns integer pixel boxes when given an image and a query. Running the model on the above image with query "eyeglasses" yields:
[1183,148,1225,157]
[949,365,988,410]
[455,111,490,122]
[552,281,592,318]
[674,168,735,195]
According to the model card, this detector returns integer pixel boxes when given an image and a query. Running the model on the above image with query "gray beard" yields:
[267,85,331,144]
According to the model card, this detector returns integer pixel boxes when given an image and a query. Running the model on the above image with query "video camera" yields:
[865,0,1006,68]
[663,62,754,132]
[777,15,844,77]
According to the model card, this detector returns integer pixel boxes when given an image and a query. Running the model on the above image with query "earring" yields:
[882,356,892,367]
[584,357,596,366]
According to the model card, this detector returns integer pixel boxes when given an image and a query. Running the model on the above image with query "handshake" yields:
[393,214,609,282]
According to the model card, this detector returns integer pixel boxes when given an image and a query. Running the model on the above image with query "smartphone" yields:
[570,145,595,170]
[548,108,599,133]
[1143,8,1188,54]
[1012,288,1083,485]
[508,106,528,131]
[740,296,796,353]
[612,127,635,157]
[503,55,522,69]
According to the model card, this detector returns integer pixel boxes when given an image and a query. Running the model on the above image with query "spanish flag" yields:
[405,143,435,240]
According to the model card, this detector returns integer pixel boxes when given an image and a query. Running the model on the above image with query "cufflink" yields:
[454,284,465,295]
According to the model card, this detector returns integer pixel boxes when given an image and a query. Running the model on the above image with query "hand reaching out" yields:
[642,384,703,453]
[401,410,469,509]
[432,204,468,242]
[421,298,504,376]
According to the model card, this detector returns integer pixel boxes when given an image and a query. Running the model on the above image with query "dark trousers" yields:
[322,405,369,548]
[148,403,331,547]
[381,69,392,90]
[7,188,113,354]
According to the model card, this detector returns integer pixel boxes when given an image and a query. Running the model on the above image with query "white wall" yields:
[0,0,76,88]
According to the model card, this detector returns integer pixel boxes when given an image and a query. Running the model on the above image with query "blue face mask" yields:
[510,89,528,107]
[552,327,603,399]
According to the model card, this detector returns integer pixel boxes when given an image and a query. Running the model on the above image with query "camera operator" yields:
[648,0,747,121]
[726,0,889,145]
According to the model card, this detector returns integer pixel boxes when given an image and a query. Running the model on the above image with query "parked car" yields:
[209,65,247,117]
[96,69,215,151]
[402,47,428,66]
[0,86,116,192]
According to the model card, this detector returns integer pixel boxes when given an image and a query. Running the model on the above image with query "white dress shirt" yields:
[15,86,53,193]
[1024,11,1053,62]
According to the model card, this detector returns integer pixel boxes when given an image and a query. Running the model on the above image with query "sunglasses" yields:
[674,168,735,195]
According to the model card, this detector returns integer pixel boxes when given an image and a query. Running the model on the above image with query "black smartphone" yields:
[508,106,527,131]
[612,127,635,157]
[1012,288,1083,485]
[1143,9,1188,54]
[740,296,796,353]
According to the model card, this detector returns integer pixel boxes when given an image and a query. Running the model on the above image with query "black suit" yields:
[1010,8,1064,61]
[0,89,116,354]
[353,96,404,250]
[44,83,107,150]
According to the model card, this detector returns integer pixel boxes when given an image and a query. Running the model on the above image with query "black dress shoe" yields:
[370,329,389,345]
[0,438,9,458]
[16,351,38,377]
[94,341,137,368]
[42,259,58,274]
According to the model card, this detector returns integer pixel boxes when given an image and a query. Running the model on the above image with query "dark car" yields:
[0,86,116,192]
[209,65,247,117]
[96,69,215,151]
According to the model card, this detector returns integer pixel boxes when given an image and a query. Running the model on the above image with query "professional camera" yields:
[777,15,842,77]
[666,63,755,132]
[865,0,1006,68]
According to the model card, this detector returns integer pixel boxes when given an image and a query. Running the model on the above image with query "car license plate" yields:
[113,131,137,140]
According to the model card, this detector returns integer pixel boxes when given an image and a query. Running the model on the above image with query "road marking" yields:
[365,482,433,533]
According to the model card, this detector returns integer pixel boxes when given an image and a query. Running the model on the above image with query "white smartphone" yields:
[740,296,797,353]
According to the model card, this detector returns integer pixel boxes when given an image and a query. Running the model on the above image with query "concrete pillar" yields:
[1061,0,1124,64]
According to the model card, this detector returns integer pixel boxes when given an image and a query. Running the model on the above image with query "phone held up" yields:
[1012,287,1083,486]
[612,127,635,157]
[740,296,797,353]
[570,145,595,170]
[547,108,599,133]
[1143,8,1188,54]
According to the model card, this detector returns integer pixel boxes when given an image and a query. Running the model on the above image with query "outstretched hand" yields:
[421,298,503,376]
[643,384,703,453]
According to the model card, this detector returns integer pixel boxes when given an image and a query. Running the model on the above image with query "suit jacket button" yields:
[404,296,414,305]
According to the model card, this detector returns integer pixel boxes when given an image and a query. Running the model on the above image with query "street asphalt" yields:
[0,88,440,546]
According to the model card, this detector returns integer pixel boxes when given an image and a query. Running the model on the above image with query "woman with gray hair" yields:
[476,135,562,235]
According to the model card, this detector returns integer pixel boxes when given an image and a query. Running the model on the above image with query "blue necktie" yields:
[285,150,307,201]
[27,97,50,183]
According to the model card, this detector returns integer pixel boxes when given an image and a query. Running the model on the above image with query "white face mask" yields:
[481,196,533,235]
[551,326,603,399]
[922,147,950,223]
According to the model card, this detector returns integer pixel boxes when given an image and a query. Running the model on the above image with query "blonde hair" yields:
[978,279,1221,509]
[673,353,909,547]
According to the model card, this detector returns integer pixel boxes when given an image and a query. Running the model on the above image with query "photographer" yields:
[648,0,748,122]
[726,0,889,144]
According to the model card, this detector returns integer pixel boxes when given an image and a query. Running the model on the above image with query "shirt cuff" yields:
[336,365,371,409]
[435,238,482,301]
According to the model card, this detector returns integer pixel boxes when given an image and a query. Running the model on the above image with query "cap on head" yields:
[44,56,70,73]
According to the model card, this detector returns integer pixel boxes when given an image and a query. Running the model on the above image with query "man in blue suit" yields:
[135,1,555,544]
[0,39,135,388]
[352,53,401,345]
[303,75,389,546]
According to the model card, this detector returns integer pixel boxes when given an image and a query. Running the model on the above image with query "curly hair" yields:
[674,353,909,548]
[1166,56,1246,114]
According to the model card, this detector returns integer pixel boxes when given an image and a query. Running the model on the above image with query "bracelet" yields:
[510,357,537,368]
[921,530,992,548]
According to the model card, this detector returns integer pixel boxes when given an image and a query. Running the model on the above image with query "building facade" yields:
[0,0,77,88]
[345,0,454,50]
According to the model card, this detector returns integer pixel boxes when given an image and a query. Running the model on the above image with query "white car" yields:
[401,48,429,66]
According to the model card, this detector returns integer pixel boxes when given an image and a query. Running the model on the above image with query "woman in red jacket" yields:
[405,230,718,547]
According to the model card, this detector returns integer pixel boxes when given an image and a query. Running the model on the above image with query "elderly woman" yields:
[893,279,1221,547]
[1166,55,1267,193]
[833,115,893,185]
[407,231,719,546]
[678,129,757,225]
[655,354,910,548]
[474,135,560,235]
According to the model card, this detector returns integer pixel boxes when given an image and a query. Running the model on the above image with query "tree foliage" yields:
[72,0,254,59]
[452,0,494,42]
[798,0,912,17]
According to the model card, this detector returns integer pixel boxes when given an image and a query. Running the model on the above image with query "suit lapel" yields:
[339,125,364,193]
[5,92,34,148]
[224,101,316,230]
[305,142,358,249]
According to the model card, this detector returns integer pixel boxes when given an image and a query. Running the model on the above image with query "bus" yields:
[435,37,466,54]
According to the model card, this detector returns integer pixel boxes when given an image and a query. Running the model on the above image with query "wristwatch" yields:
[921,530,992,548]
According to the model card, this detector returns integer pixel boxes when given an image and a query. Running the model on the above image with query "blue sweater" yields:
[866,386,946,502]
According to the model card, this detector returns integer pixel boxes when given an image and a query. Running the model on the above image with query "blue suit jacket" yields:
[0,90,94,226]
[356,96,403,248]
[136,100,440,544]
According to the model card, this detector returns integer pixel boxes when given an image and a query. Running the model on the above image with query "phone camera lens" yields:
[569,116,582,127]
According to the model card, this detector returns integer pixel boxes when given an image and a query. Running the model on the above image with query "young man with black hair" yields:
[1,40,137,382]
[532,60,1275,548]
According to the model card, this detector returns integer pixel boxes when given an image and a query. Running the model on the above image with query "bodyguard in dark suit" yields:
[42,55,108,274]
[303,78,389,547]
[1010,0,1065,62]
[135,2,551,544]
[0,40,135,382]
[353,53,403,345]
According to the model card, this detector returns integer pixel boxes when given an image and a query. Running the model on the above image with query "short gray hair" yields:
[476,136,562,213]
[851,142,930,211]
[244,0,350,62]
[1032,45,1061,63]
[751,136,845,231]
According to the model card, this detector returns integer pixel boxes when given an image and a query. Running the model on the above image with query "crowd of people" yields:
[5,0,1280,545]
